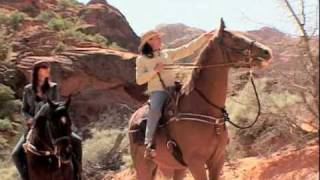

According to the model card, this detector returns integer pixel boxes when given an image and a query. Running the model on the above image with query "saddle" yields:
[131,82,182,145]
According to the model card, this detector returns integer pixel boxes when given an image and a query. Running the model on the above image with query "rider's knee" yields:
[149,108,162,118]
[11,149,20,161]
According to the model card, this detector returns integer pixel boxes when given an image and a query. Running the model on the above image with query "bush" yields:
[57,0,81,10]
[48,17,74,31]
[109,42,126,51]
[225,77,310,159]
[54,42,66,53]
[36,10,57,22]
[0,31,10,61]
[8,11,27,30]
[0,10,9,25]
[83,128,129,178]
[61,28,109,46]
[0,84,19,118]
[0,118,12,131]
[87,34,109,45]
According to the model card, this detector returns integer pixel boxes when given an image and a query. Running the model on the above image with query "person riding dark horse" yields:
[136,30,214,158]
[11,61,82,180]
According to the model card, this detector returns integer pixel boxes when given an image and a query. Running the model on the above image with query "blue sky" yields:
[78,0,318,36]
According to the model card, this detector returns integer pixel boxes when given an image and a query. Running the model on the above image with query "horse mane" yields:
[32,103,50,128]
[181,34,219,95]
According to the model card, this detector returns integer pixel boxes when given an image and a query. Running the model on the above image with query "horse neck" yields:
[193,42,229,116]
[30,118,52,150]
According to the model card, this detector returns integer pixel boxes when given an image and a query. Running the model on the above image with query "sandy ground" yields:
[103,140,319,180]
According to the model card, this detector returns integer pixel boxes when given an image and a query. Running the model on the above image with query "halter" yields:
[23,116,72,168]
[162,37,262,130]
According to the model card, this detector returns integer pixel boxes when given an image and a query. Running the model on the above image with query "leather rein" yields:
[23,119,72,168]
[160,38,262,129]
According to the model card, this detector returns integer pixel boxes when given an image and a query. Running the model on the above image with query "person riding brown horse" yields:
[130,19,272,180]
[136,30,214,158]
[11,61,82,180]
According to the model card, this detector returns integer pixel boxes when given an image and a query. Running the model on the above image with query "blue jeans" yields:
[145,91,169,145]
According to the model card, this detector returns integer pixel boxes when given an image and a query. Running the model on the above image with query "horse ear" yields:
[218,18,226,37]
[47,96,56,108]
[65,95,72,108]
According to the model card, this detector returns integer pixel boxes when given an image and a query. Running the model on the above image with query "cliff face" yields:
[0,0,145,129]
[155,23,204,48]
[16,47,145,128]
[79,0,140,52]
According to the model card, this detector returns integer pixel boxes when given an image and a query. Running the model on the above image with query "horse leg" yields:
[173,169,187,180]
[206,151,225,180]
[185,157,207,180]
[158,167,174,179]
[206,131,229,180]
[131,146,157,180]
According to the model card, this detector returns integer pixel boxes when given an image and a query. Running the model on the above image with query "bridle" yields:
[162,36,262,130]
[163,38,257,70]
[23,114,72,168]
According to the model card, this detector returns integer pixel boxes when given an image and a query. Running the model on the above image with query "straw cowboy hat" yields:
[138,30,160,52]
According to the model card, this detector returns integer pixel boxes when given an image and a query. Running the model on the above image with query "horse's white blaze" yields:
[61,117,66,124]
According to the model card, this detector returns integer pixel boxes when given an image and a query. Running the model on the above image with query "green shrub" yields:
[8,11,27,30]
[62,28,87,39]
[54,42,66,53]
[0,11,9,25]
[109,42,126,51]
[48,17,74,31]
[0,118,12,131]
[0,31,10,61]
[36,10,57,22]
[83,128,127,169]
[61,28,109,46]
[57,0,81,10]
[0,84,21,118]
[0,84,15,105]
[87,34,109,45]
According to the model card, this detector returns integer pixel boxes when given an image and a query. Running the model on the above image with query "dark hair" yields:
[141,43,154,58]
[32,61,50,93]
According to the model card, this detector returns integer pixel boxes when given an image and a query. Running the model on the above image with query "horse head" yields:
[205,18,272,68]
[47,96,73,163]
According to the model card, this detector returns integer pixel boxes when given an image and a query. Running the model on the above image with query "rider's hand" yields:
[153,62,164,73]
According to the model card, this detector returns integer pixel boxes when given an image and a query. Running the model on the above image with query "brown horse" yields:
[23,98,74,180]
[129,19,272,180]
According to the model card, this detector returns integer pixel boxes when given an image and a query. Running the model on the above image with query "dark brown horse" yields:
[129,19,272,180]
[23,97,74,180]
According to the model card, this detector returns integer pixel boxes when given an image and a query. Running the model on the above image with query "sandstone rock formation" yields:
[16,47,145,128]
[79,0,140,52]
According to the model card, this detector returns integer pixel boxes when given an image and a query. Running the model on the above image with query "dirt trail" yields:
[103,140,319,180]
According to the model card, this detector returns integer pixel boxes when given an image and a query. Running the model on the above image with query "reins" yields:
[23,114,72,168]
[158,38,261,129]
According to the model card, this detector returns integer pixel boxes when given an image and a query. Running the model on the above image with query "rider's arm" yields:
[163,34,210,62]
[136,56,158,85]
[21,86,33,120]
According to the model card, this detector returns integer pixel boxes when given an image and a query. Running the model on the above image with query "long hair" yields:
[31,61,50,93]
[140,43,154,58]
